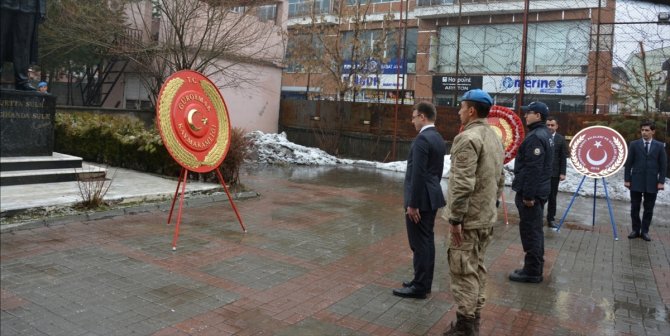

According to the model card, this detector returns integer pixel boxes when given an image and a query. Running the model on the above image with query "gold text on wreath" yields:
[177,93,212,112]
[177,123,217,149]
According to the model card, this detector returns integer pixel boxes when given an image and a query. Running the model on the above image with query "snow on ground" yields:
[246,131,670,205]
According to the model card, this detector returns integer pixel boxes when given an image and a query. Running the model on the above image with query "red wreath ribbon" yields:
[488,105,524,164]
[458,105,524,164]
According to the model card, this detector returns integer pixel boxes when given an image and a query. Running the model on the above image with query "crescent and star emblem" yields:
[586,142,608,166]
[187,109,208,132]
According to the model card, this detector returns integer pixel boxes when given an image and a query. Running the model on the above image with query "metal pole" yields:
[453,1,462,107]
[591,0,602,114]
[518,0,530,115]
[392,0,405,161]
[399,0,409,105]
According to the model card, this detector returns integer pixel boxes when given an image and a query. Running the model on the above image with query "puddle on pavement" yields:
[244,164,405,194]
[613,300,669,322]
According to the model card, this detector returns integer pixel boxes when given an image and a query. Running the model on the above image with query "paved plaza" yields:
[1,164,669,335]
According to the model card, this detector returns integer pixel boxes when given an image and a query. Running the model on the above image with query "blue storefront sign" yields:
[342,59,407,75]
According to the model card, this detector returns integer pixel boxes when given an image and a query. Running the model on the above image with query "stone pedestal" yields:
[0,90,56,157]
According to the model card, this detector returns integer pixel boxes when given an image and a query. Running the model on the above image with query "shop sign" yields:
[342,58,406,75]
[343,74,406,89]
[432,75,483,93]
[482,75,586,95]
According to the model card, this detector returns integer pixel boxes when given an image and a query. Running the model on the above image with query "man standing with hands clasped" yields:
[393,102,445,300]
[545,117,568,229]
[509,102,553,284]
[442,89,504,336]
[624,121,667,242]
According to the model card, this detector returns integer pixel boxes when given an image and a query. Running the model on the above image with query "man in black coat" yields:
[393,101,446,299]
[624,121,667,242]
[0,0,47,91]
[509,101,553,284]
[545,117,568,229]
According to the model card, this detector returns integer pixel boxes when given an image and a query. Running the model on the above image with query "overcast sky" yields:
[613,0,670,66]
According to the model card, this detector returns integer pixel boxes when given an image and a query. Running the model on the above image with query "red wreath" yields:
[487,105,524,163]
[458,105,524,164]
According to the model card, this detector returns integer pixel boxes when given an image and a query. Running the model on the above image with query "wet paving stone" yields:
[1,164,669,335]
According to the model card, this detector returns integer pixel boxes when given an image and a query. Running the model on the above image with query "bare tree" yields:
[287,0,396,102]
[610,0,670,114]
[613,44,669,114]
[285,1,396,154]
[38,0,129,104]
[124,0,286,105]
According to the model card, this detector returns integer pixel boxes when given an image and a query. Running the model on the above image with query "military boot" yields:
[473,312,481,336]
[443,313,476,336]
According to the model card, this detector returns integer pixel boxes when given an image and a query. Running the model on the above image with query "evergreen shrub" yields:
[55,113,252,185]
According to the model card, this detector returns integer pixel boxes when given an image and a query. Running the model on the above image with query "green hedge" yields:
[55,112,181,177]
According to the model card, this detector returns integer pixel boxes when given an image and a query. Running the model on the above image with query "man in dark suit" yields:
[624,120,667,242]
[393,101,446,299]
[545,117,568,229]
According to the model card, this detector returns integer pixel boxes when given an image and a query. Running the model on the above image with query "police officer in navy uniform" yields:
[509,102,553,284]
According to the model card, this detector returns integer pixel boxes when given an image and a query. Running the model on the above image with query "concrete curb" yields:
[0,190,259,233]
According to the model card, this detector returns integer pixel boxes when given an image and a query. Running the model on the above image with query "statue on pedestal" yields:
[0,0,47,91]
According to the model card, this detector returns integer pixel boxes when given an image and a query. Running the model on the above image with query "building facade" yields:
[282,0,616,114]
[46,0,288,134]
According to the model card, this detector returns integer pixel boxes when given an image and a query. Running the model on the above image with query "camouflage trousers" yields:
[447,227,493,318]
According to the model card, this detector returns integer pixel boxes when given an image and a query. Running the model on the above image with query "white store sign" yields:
[482,75,587,96]
[342,74,406,90]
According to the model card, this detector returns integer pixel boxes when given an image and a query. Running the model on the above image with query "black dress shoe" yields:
[641,233,651,241]
[547,220,557,229]
[392,286,427,299]
[509,270,543,283]
[628,232,640,239]
[402,281,431,293]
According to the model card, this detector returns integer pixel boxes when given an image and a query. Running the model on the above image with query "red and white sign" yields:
[569,126,628,178]
[156,70,232,173]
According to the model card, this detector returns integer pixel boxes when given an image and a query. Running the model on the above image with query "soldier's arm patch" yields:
[533,147,541,156]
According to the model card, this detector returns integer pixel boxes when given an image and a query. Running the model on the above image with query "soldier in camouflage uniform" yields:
[442,89,505,336]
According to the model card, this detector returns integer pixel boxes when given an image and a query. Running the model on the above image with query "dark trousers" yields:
[547,176,560,222]
[0,11,35,85]
[630,191,657,234]
[405,209,436,293]
[515,193,545,276]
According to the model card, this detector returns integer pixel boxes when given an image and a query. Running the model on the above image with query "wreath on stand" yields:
[487,105,524,164]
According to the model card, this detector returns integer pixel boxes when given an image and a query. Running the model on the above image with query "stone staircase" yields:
[0,153,106,186]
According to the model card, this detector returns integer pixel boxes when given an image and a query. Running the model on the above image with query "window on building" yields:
[385,28,418,73]
[288,0,331,18]
[528,21,590,74]
[256,4,278,23]
[285,33,324,73]
[416,0,454,7]
[347,0,397,4]
[437,21,589,75]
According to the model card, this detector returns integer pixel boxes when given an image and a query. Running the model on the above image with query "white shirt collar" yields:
[420,124,435,133]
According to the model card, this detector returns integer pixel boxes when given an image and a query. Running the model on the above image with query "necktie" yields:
[645,142,649,153]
